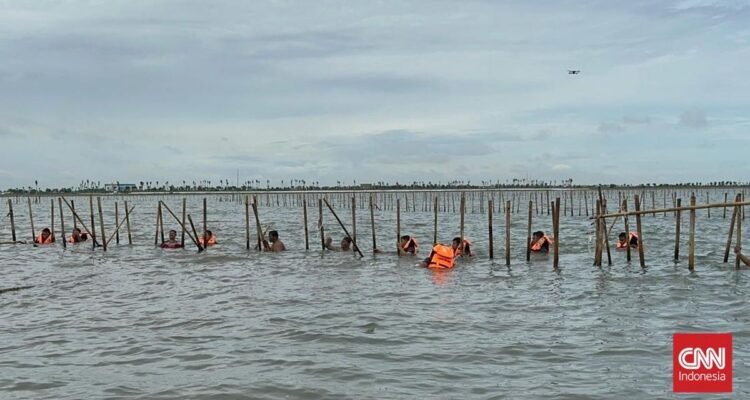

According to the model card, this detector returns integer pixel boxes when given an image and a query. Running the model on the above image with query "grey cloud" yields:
[598,122,625,134]
[163,145,183,155]
[679,110,708,128]
[623,115,652,124]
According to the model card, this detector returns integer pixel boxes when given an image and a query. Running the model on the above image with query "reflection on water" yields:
[1,194,749,399]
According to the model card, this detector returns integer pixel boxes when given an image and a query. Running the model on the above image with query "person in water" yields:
[398,235,418,255]
[68,228,89,243]
[325,236,353,251]
[199,230,217,246]
[616,232,639,249]
[735,246,750,267]
[530,231,552,253]
[160,230,183,249]
[420,242,456,269]
[35,228,54,244]
[263,230,286,252]
[452,237,472,257]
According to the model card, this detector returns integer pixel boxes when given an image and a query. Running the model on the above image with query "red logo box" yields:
[673,333,732,393]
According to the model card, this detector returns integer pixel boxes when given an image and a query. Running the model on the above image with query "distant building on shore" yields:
[359,183,373,189]
[104,183,137,192]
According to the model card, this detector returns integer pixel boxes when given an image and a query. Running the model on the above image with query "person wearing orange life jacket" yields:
[399,235,418,255]
[198,230,217,247]
[452,237,473,257]
[530,231,553,253]
[420,243,456,269]
[35,228,54,244]
[68,228,89,243]
[616,232,639,249]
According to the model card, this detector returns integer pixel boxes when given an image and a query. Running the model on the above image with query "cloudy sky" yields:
[1,0,749,189]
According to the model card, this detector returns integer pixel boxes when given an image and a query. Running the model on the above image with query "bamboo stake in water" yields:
[245,196,251,250]
[369,195,376,250]
[553,198,560,269]
[114,201,120,245]
[351,196,357,252]
[125,200,133,245]
[71,200,77,230]
[8,199,16,242]
[688,195,696,270]
[488,199,494,259]
[594,200,602,267]
[723,194,740,263]
[303,197,309,250]
[459,193,465,246]
[28,197,35,242]
[89,195,96,250]
[505,200,511,266]
[674,199,681,261]
[323,198,364,258]
[97,197,107,252]
[723,192,728,218]
[202,198,207,251]
[526,200,532,262]
[319,198,325,250]
[623,199,631,262]
[181,198,186,247]
[187,214,204,252]
[736,199,742,269]
[58,198,66,249]
[50,198,55,242]
[154,203,161,247]
[634,195,645,268]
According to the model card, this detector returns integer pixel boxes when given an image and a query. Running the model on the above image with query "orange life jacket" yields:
[453,239,472,257]
[401,237,418,253]
[616,232,638,249]
[199,235,216,246]
[428,244,455,269]
[530,235,552,252]
[36,233,54,244]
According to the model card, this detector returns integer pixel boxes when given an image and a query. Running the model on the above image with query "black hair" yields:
[533,231,544,238]
[400,235,411,241]
[619,232,627,240]
[42,228,51,233]
[169,230,177,235]
[73,228,82,234]
[206,230,213,236]
[269,230,279,238]
[452,237,462,245]
[342,237,353,244]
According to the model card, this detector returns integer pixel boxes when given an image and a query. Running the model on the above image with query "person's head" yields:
[341,237,353,250]
[205,230,213,238]
[41,228,51,239]
[169,230,177,240]
[400,235,411,245]
[618,232,627,242]
[269,230,279,242]
[452,237,462,250]
[72,228,81,237]
[533,231,544,240]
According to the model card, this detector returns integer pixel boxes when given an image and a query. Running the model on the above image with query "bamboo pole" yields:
[97,197,106,252]
[114,202,120,244]
[724,193,728,218]
[598,188,612,266]
[104,205,136,246]
[124,200,132,245]
[303,197,309,250]
[8,199,16,242]
[351,196,357,252]
[71,200,77,230]
[594,200,602,267]
[50,198,55,242]
[459,193,465,245]
[706,192,710,218]
[89,195,96,250]
[251,198,263,251]
[634,195,645,268]
[245,196,251,250]
[600,200,750,218]
[318,198,325,250]
[623,199,631,262]
[154,203,161,247]
[505,200,511,266]
[526,200,532,262]
[488,199,494,259]
[369,194,376,250]
[202,198,207,251]
[689,195,696,270]
[187,215,204,252]
[674,199,681,261]
[58,198,66,249]
[28,197,35,242]
[723,195,740,263]
[323,199,364,258]
[553,198,560,269]
[736,199,742,269]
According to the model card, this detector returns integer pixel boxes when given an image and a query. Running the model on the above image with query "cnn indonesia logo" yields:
[673,333,732,393]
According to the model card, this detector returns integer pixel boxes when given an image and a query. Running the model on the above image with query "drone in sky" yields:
[568,70,581,75]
